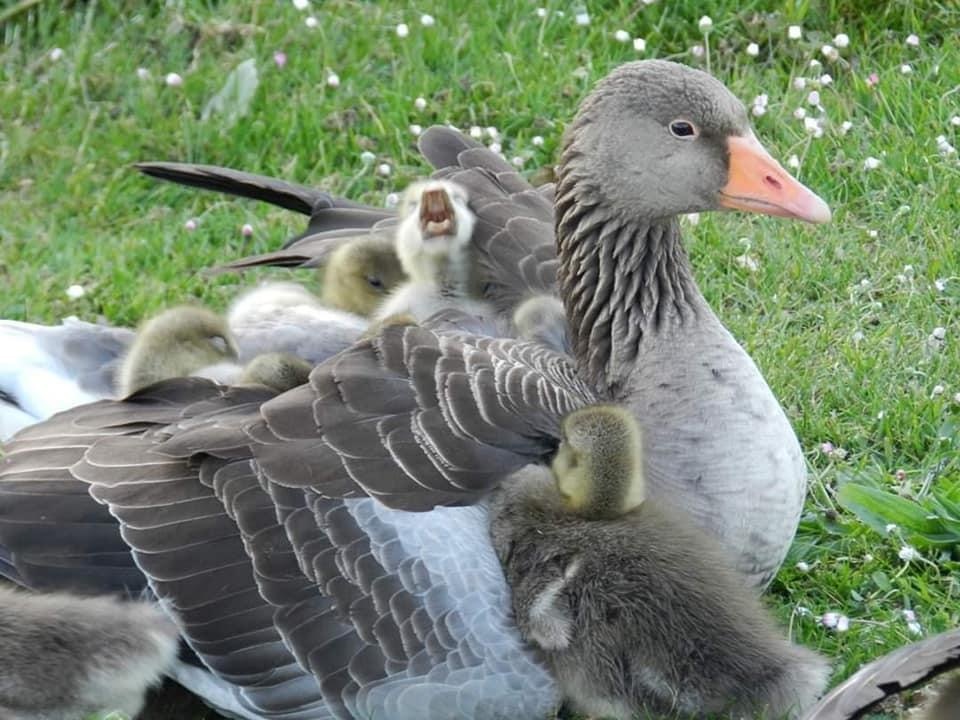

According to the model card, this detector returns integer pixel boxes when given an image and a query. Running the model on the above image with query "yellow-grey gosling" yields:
[320,236,406,316]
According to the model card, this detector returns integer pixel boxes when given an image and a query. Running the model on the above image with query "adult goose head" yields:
[0,60,829,719]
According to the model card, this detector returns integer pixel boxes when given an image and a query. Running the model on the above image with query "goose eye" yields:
[669,120,698,138]
[209,336,229,354]
[367,275,384,290]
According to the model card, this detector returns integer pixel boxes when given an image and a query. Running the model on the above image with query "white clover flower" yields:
[932,384,945,397]
[864,553,874,562]
[807,90,821,106]
[885,523,898,534]
[511,156,525,168]
[908,621,923,636]
[50,47,64,61]
[165,72,183,87]
[384,192,400,208]
[820,73,833,86]
[292,0,309,9]
[821,612,840,629]
[906,33,920,47]
[951,116,960,127]
[901,64,913,74]
[809,58,822,70]
[273,51,287,68]
[788,25,802,40]
[326,72,340,88]
[793,77,807,90]
[821,44,839,61]
[753,93,768,108]
[241,223,253,237]
[932,326,947,340]
[734,254,759,272]
[795,561,810,572]
[820,441,835,454]
[305,16,318,28]
[536,8,547,18]
[633,37,646,52]
[684,213,700,226]
[642,0,656,4]
[486,126,499,140]
[866,229,877,238]
[803,116,820,134]
[836,616,850,632]
[420,14,435,27]
[532,135,544,147]
[409,123,422,136]
[377,163,391,177]
[396,23,409,37]
[793,107,807,120]
[698,16,713,32]
[489,142,502,154]
[852,330,864,343]
[787,154,800,169]
[953,391,960,404]
[863,156,881,170]
[414,96,427,111]
[752,105,766,117]
[360,151,376,165]
[136,67,150,80]
[575,11,590,26]
[469,126,482,138]
[614,30,631,43]
[690,44,705,58]
[745,42,759,57]
[184,218,198,231]
[833,33,850,48]
[934,278,947,292]
[936,135,956,155]
[66,284,85,300]
[898,545,919,562]
[840,120,853,134]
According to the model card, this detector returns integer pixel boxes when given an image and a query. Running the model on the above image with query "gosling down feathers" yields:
[0,585,178,720]
[1,60,831,719]
[490,405,829,720]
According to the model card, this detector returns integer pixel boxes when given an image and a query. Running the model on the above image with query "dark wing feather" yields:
[150,324,594,511]
[802,629,960,720]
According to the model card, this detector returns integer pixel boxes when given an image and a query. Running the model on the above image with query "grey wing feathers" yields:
[136,161,366,217]
[171,324,599,510]
[802,628,960,720]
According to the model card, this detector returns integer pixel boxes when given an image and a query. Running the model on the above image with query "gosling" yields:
[117,306,239,396]
[375,180,494,324]
[490,404,829,720]
[0,585,178,720]
[320,235,406,316]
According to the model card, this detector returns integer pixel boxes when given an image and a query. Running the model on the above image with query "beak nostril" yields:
[764,175,782,191]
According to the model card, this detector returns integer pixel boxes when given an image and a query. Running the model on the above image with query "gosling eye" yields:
[366,275,385,290]
[208,335,229,354]
[668,120,698,139]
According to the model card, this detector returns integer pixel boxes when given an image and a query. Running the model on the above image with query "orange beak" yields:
[718,134,831,224]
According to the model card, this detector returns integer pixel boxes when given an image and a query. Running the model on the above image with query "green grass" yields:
[3,0,959,717]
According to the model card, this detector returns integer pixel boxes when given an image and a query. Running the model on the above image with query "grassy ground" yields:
[2,0,959,718]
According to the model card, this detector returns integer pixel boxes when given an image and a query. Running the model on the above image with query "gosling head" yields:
[321,236,405,316]
[240,352,312,393]
[551,404,645,520]
[118,306,238,395]
[394,180,475,282]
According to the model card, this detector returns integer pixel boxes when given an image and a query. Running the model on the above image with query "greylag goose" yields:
[0,60,829,719]
[489,404,829,719]
[117,305,240,395]
[320,236,406,316]
[802,627,960,720]
[0,585,178,720]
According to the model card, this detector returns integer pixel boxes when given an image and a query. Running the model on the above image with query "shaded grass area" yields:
[2,0,959,717]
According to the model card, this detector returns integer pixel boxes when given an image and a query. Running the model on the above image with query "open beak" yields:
[718,133,831,224]
[419,188,457,238]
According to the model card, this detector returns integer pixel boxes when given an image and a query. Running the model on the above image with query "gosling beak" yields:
[419,188,458,238]
[719,133,831,224]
